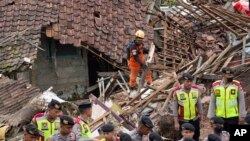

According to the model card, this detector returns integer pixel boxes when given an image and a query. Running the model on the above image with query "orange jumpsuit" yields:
[128,42,152,88]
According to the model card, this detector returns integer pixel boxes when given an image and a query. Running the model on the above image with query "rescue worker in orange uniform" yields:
[173,73,204,141]
[127,30,152,90]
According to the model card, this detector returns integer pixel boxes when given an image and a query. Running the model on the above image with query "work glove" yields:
[141,63,148,70]
[143,48,149,54]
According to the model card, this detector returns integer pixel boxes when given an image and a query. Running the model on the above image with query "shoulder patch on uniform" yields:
[173,86,182,92]
[132,49,137,55]
[74,118,81,124]
[212,80,221,86]
[191,84,199,89]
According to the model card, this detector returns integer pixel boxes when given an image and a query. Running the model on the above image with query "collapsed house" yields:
[1,0,250,140]
[0,0,153,98]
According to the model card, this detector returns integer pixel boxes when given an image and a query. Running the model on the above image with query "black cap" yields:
[120,133,132,141]
[181,123,195,131]
[24,124,43,137]
[182,73,194,81]
[245,115,250,124]
[207,134,221,141]
[78,100,92,110]
[140,115,154,128]
[149,132,163,141]
[222,67,234,74]
[60,115,74,126]
[101,123,115,133]
[48,99,62,110]
[183,138,196,141]
[211,117,224,124]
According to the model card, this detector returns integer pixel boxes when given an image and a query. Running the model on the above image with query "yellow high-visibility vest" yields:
[176,87,199,120]
[75,118,92,138]
[36,116,60,141]
[213,80,240,118]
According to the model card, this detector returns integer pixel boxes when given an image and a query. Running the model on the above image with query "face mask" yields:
[135,40,143,45]
[227,77,233,83]
[214,126,223,134]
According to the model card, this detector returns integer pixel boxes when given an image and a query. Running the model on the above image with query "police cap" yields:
[78,100,92,110]
[183,138,196,141]
[101,123,115,133]
[120,133,132,141]
[211,117,224,124]
[245,115,250,124]
[182,73,194,81]
[222,67,234,74]
[207,134,221,141]
[48,99,62,110]
[24,124,43,137]
[140,115,154,128]
[149,132,163,141]
[181,123,195,131]
[60,115,74,126]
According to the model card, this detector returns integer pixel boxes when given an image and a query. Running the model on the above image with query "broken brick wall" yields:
[31,34,89,100]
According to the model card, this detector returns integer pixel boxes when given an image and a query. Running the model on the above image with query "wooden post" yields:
[89,94,135,130]
[118,71,130,92]
[242,36,246,64]
[193,56,202,83]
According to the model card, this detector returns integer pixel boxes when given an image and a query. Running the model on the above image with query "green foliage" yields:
[161,0,177,6]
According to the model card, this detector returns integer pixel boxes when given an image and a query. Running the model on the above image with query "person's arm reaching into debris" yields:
[207,91,216,119]
[173,92,179,131]
[72,123,82,140]
[238,86,247,124]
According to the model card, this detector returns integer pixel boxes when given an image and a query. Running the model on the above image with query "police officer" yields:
[179,123,195,141]
[204,117,229,141]
[47,115,75,141]
[32,99,62,141]
[100,123,117,141]
[173,73,203,141]
[206,134,221,141]
[149,132,163,141]
[72,100,93,140]
[119,133,132,141]
[21,124,43,141]
[129,115,154,141]
[207,67,246,132]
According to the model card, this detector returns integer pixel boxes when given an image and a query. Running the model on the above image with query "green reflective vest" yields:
[75,118,92,138]
[176,87,199,120]
[213,80,240,118]
[36,116,60,141]
[79,120,92,138]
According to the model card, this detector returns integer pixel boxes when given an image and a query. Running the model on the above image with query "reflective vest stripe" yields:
[36,116,60,141]
[79,120,92,138]
[75,118,92,138]
[176,88,199,120]
[213,82,239,118]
